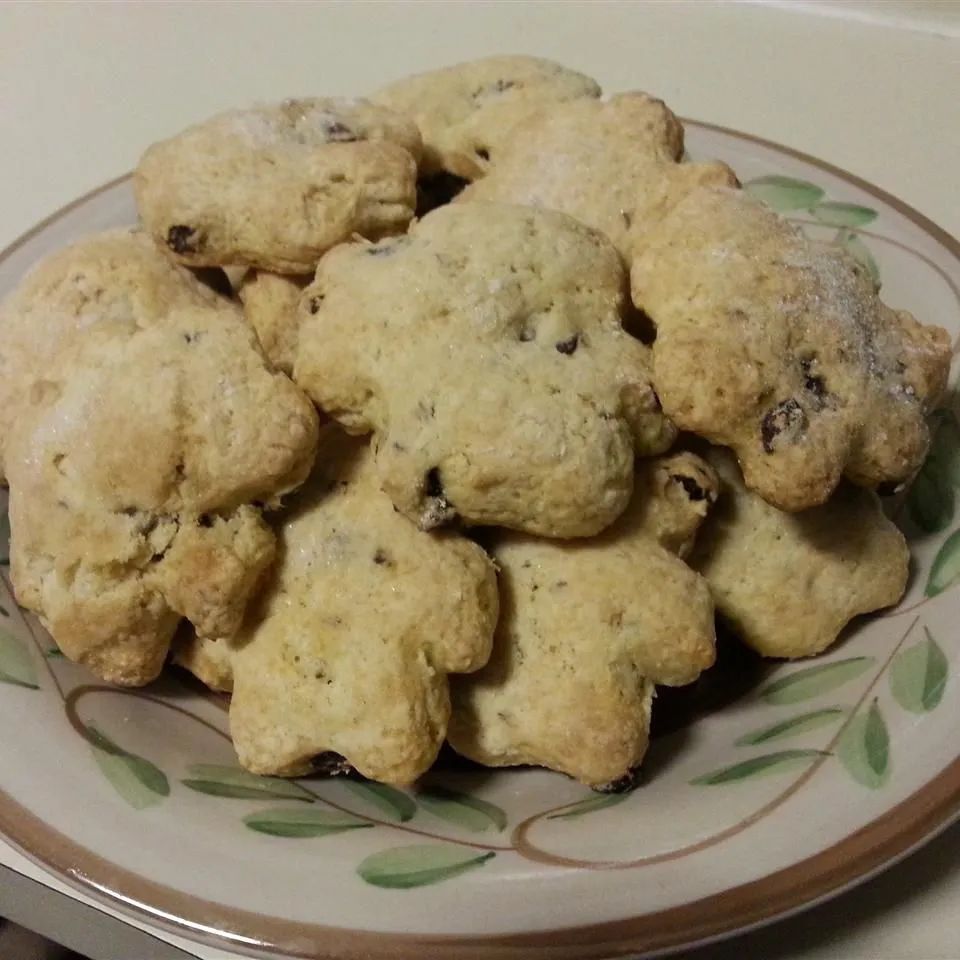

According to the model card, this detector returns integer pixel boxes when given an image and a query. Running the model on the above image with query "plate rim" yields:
[0,119,958,960]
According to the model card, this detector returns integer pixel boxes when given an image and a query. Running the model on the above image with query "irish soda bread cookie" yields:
[294,202,675,537]
[448,453,718,789]
[238,271,308,375]
[691,448,910,658]
[632,187,952,511]
[135,98,422,273]
[373,55,600,179]
[0,229,228,480]
[7,306,319,686]
[457,92,737,260]
[177,429,498,785]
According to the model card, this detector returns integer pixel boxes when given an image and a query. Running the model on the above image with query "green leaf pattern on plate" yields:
[417,786,507,832]
[811,201,878,228]
[692,750,826,786]
[547,792,632,820]
[243,807,372,838]
[0,628,39,689]
[343,781,417,822]
[926,529,960,597]
[85,725,169,810]
[835,229,881,286]
[761,657,875,705]
[744,175,824,211]
[838,700,890,789]
[357,845,495,889]
[182,764,314,802]
[890,628,948,713]
[735,708,846,746]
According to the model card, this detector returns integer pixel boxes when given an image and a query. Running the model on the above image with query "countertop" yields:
[0,2,958,958]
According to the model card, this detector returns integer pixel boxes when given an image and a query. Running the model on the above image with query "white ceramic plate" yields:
[0,121,958,960]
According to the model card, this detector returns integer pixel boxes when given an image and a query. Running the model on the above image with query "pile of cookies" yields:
[1,57,949,790]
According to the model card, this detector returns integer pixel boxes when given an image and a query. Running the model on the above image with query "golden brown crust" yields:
[373,56,601,178]
[238,272,309,375]
[632,187,951,511]
[178,429,499,785]
[457,92,737,260]
[448,453,717,788]
[294,203,675,538]
[7,306,318,686]
[691,448,909,658]
[0,229,229,480]
[135,99,422,273]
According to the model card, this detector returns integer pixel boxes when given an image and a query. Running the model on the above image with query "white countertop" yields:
[0,2,958,958]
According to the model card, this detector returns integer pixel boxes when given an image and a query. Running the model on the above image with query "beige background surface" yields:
[0,2,958,959]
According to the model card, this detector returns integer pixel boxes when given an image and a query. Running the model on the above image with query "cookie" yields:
[632,187,952,511]
[135,98,422,273]
[294,203,675,537]
[0,229,228,480]
[457,92,737,260]
[238,271,309,375]
[177,429,498,785]
[448,453,718,789]
[7,306,319,686]
[691,448,909,658]
[373,55,600,179]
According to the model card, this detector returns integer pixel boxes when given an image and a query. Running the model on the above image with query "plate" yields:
[0,121,958,960]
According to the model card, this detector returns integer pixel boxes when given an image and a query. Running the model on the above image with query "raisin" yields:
[421,467,457,529]
[671,473,707,501]
[166,225,201,255]
[761,398,806,453]
[555,334,580,355]
[308,294,324,314]
[325,121,359,142]
[800,358,827,405]
[518,326,535,343]
[475,147,491,162]
[373,549,390,565]
[198,514,214,528]
[366,244,394,257]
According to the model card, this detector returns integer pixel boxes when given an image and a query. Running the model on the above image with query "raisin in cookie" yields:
[7,306,318,686]
[238,271,309,375]
[632,187,951,511]
[294,203,675,538]
[457,92,736,260]
[691,448,909,658]
[0,229,229,480]
[177,429,498,785]
[135,98,422,274]
[448,453,717,789]
[373,55,600,179]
